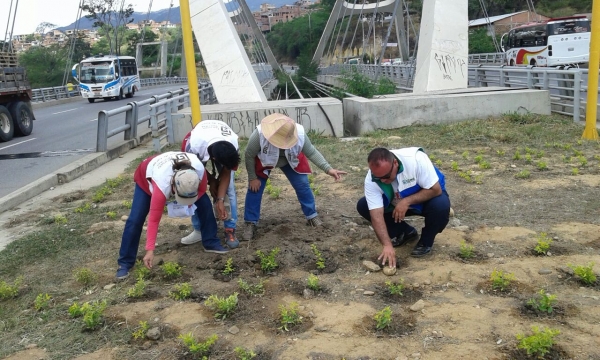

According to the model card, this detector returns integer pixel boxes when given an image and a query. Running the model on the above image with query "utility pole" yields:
[582,1,599,140]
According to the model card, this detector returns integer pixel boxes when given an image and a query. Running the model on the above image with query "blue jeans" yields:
[356,190,451,247]
[118,184,221,270]
[191,170,238,230]
[244,164,317,224]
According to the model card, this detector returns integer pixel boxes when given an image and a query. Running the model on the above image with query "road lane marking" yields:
[0,138,37,151]
[90,118,97,122]
[52,108,78,115]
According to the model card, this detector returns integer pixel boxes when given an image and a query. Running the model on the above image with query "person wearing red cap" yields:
[242,113,347,240]
[116,151,228,280]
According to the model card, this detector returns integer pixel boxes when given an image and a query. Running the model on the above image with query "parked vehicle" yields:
[0,50,35,142]
[72,54,140,103]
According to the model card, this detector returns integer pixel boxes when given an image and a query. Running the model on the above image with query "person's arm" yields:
[245,130,263,192]
[371,207,397,268]
[143,179,167,269]
[302,136,347,180]
[214,168,231,220]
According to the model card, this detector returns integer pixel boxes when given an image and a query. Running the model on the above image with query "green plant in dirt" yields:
[516,326,560,358]
[450,161,459,172]
[385,279,404,296]
[169,282,192,301]
[133,260,151,280]
[461,151,469,160]
[458,171,472,182]
[234,346,257,360]
[310,244,326,270]
[106,176,126,188]
[222,258,235,275]
[68,302,89,318]
[513,150,521,160]
[77,300,107,330]
[265,179,282,199]
[256,247,280,273]
[73,268,97,287]
[127,277,147,298]
[536,161,548,171]
[515,170,531,179]
[178,333,218,356]
[496,149,505,156]
[562,155,570,163]
[571,167,579,176]
[122,200,132,209]
[279,302,302,331]
[74,202,92,213]
[434,159,443,167]
[572,149,583,156]
[204,293,238,319]
[568,263,597,285]
[373,306,392,330]
[527,289,557,314]
[306,274,320,291]
[536,150,545,158]
[474,174,484,184]
[473,154,483,164]
[132,320,149,340]
[533,232,552,255]
[578,155,587,167]
[160,261,183,279]
[308,174,321,195]
[524,154,532,163]
[237,278,266,296]
[92,186,113,203]
[524,147,534,155]
[459,240,475,259]
[34,293,52,311]
[0,277,22,300]
[478,160,490,169]
[53,214,67,224]
[490,269,515,291]
[105,211,117,219]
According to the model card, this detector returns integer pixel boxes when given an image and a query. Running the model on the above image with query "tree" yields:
[35,22,57,36]
[18,45,67,88]
[80,0,134,55]
[469,28,499,54]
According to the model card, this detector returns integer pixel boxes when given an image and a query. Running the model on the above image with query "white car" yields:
[381,61,392,66]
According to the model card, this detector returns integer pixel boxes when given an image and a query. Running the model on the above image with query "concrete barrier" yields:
[173,98,344,142]
[343,87,551,135]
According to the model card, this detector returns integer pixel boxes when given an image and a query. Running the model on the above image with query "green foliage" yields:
[178,333,218,356]
[105,211,117,219]
[127,277,147,298]
[474,155,483,163]
[306,274,320,291]
[234,346,257,360]
[533,232,552,255]
[222,258,235,276]
[132,320,149,340]
[308,174,322,196]
[73,268,97,288]
[469,28,500,54]
[373,306,392,330]
[68,302,88,318]
[204,293,238,319]
[256,248,280,273]
[160,261,183,279]
[74,203,93,213]
[69,300,107,330]
[385,279,404,296]
[515,170,531,179]
[459,240,475,259]
[279,302,302,331]
[265,179,282,199]
[0,277,22,300]
[513,150,521,160]
[451,161,459,172]
[122,200,133,209]
[238,278,267,296]
[571,167,579,176]
[169,283,192,301]
[338,69,396,98]
[478,160,491,169]
[462,151,469,160]
[490,269,515,291]
[568,263,597,285]
[92,186,113,203]
[536,161,548,171]
[133,260,151,280]
[310,244,326,270]
[53,214,68,225]
[516,326,560,358]
[527,289,557,314]
[578,155,587,167]
[34,293,52,311]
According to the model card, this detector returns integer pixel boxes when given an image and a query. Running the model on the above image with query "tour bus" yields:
[501,16,590,67]
[72,55,140,103]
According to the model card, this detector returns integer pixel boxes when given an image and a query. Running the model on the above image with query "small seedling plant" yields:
[256,247,280,273]
[53,214,67,225]
[133,260,151,280]
[310,244,326,270]
[385,280,404,296]
[568,263,597,285]
[238,278,266,296]
[515,170,531,179]
[127,277,147,298]
[373,306,392,330]
[527,289,557,314]
[234,346,257,360]
[178,333,218,357]
[169,282,192,301]
[533,232,552,255]
[73,268,97,288]
[204,293,238,319]
[0,277,22,300]
[34,293,52,311]
[306,274,320,291]
[490,269,515,291]
[161,261,183,279]
[516,326,560,358]
[458,240,475,259]
[69,300,107,330]
[265,179,282,199]
[279,302,302,331]
[132,320,149,340]
[222,258,235,276]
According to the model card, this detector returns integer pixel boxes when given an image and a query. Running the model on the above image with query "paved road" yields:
[0,84,188,198]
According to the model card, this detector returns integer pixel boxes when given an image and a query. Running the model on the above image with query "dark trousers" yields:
[356,191,450,247]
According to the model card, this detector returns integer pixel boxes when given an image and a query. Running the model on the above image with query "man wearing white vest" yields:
[243,113,347,240]
[181,120,241,249]
[357,147,451,268]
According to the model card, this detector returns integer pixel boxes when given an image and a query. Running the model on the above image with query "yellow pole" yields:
[179,0,202,127]
[582,0,600,140]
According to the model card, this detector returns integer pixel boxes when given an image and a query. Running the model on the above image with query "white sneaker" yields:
[181,230,202,245]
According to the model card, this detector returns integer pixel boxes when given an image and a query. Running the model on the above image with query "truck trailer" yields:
[0,50,35,142]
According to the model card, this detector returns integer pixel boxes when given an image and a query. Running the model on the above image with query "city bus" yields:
[72,55,140,103]
[501,16,590,67]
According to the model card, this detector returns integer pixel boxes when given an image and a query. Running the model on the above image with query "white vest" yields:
[188,120,239,162]
[146,152,204,199]
[257,123,305,168]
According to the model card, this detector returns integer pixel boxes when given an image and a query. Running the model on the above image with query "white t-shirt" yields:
[188,120,239,163]
[146,152,204,199]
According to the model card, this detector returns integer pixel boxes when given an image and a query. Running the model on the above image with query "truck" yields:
[0,50,35,142]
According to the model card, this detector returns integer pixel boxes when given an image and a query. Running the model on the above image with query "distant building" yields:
[469,11,550,35]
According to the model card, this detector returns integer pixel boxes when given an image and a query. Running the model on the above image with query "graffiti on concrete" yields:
[220,69,250,86]
[434,52,467,80]
[205,107,313,134]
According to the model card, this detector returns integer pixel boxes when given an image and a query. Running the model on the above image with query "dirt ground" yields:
[1,115,600,360]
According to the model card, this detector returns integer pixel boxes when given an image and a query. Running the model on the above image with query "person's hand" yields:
[377,244,396,268]
[327,168,347,181]
[392,199,409,223]
[249,179,262,192]
[215,200,227,220]
[143,250,154,269]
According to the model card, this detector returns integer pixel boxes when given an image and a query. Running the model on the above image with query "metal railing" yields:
[468,52,505,65]
[96,81,215,152]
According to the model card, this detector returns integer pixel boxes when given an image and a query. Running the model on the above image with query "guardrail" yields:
[96,81,215,152]
[468,52,505,65]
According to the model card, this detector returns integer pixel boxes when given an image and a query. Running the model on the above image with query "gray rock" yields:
[558,266,574,275]
[538,269,553,275]
[146,327,161,340]
[103,283,116,290]
[303,288,314,299]
[410,300,425,312]
[455,225,470,232]
[363,291,375,296]
[228,326,240,335]
[314,326,328,332]
[121,215,128,222]
[423,279,431,285]
[362,260,381,272]
[141,341,152,350]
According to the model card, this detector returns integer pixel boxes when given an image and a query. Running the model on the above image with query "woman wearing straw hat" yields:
[115,151,228,280]
[242,113,347,241]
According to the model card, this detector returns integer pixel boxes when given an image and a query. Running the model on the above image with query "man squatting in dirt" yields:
[180,120,241,249]
[242,113,347,240]
[356,147,451,268]
[115,151,228,280]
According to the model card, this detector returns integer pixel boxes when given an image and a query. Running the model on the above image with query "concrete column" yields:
[413,0,468,93]
[161,41,168,77]
[394,8,409,62]
[312,0,345,65]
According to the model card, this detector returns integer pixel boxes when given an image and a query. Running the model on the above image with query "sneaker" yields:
[224,228,240,249]
[181,230,202,245]
[242,222,256,241]
[203,242,229,254]
[116,266,130,280]
[390,228,419,247]
[411,243,433,257]
[307,216,323,227]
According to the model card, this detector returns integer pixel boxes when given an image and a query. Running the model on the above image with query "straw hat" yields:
[261,113,299,149]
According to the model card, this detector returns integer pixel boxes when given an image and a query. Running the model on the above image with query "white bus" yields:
[501,16,590,67]
[72,55,140,103]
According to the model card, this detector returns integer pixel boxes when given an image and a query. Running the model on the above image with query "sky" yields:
[1,0,175,37]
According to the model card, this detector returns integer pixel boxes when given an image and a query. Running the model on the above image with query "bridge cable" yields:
[330,0,351,64]
[62,0,85,86]
[2,0,19,53]
[323,0,347,65]
[478,0,501,53]
[2,0,15,52]
[360,0,381,64]
[338,0,358,64]
[347,0,366,60]
[375,0,401,80]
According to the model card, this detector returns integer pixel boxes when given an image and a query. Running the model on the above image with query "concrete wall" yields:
[173,98,343,142]
[344,87,551,135]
